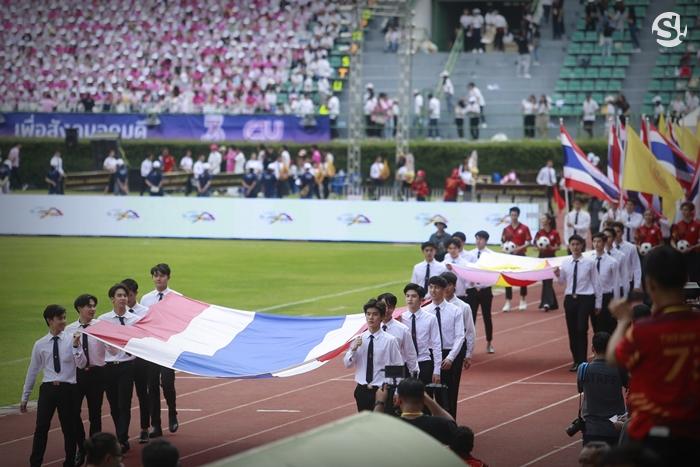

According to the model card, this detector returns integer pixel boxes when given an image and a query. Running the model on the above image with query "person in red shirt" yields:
[635,210,663,248]
[444,168,465,202]
[411,169,429,202]
[501,206,532,311]
[161,148,176,173]
[671,201,700,283]
[535,213,561,312]
[607,246,700,465]
[450,426,489,467]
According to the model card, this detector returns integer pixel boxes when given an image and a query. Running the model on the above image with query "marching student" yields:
[603,227,629,298]
[400,283,442,386]
[554,235,602,371]
[671,201,700,282]
[611,221,642,294]
[534,213,561,312]
[99,283,140,453]
[450,231,469,262]
[121,278,151,444]
[440,272,475,371]
[66,294,106,466]
[564,197,591,245]
[377,293,419,377]
[343,299,403,411]
[21,305,87,467]
[501,206,532,311]
[589,233,622,334]
[616,199,643,243]
[422,276,465,418]
[410,241,447,297]
[464,230,496,353]
[442,238,469,299]
[140,264,180,437]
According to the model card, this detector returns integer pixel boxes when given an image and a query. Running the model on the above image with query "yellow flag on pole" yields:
[658,113,668,138]
[673,123,699,163]
[623,126,685,221]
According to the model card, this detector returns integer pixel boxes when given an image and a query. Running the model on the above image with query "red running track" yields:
[0,282,587,466]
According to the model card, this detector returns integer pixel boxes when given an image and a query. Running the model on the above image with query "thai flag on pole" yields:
[690,160,700,215]
[647,121,695,194]
[85,294,367,378]
[561,124,620,202]
[607,122,624,192]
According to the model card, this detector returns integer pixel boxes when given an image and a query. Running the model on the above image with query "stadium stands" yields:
[0,0,353,115]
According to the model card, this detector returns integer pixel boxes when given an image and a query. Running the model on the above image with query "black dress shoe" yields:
[569,363,579,372]
[74,450,85,467]
[149,427,163,439]
[169,412,179,433]
[120,441,130,454]
[139,430,149,444]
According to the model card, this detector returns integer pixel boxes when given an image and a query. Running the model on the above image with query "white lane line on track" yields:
[475,394,579,437]
[256,409,301,413]
[519,439,581,467]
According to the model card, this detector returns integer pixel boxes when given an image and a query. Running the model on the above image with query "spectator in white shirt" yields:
[377,293,419,377]
[327,93,340,139]
[460,9,472,52]
[441,71,454,115]
[207,144,222,175]
[428,93,441,139]
[492,10,508,51]
[616,200,643,243]
[140,154,154,196]
[582,93,600,138]
[369,155,384,200]
[411,241,448,295]
[103,149,118,194]
[234,150,247,175]
[589,233,622,335]
[554,234,602,371]
[179,150,194,196]
[343,299,403,411]
[400,283,442,386]
[413,90,425,137]
[299,93,315,127]
[564,197,592,246]
[49,150,65,194]
[536,160,557,213]
[522,94,537,138]
[468,82,486,126]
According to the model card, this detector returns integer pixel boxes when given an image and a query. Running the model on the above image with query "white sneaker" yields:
[502,301,511,312]
[518,301,527,311]
[487,342,495,354]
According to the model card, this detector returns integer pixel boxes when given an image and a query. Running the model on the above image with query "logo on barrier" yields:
[31,207,63,219]
[652,12,686,48]
[242,120,284,141]
[338,213,371,226]
[416,214,448,226]
[260,212,294,224]
[107,209,140,221]
[485,213,510,226]
[183,211,216,223]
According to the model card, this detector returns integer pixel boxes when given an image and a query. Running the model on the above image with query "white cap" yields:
[303,162,312,170]
[440,70,449,77]
[152,160,162,168]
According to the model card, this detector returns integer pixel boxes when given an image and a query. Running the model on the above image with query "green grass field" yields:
[0,236,419,407]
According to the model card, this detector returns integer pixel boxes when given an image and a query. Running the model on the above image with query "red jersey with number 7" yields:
[615,307,700,440]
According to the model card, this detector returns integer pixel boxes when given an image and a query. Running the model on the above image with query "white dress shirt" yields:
[140,287,180,308]
[442,254,469,296]
[400,309,442,374]
[429,97,440,119]
[65,320,106,367]
[564,209,591,244]
[556,256,602,308]
[414,94,424,115]
[606,247,629,297]
[343,329,403,386]
[140,158,153,178]
[98,310,141,362]
[128,302,150,317]
[448,296,476,359]
[382,318,419,375]
[22,331,87,402]
[616,210,643,243]
[369,162,383,180]
[613,241,642,289]
[422,300,465,363]
[536,166,556,186]
[179,156,193,172]
[463,247,494,289]
[587,252,622,298]
[410,260,447,294]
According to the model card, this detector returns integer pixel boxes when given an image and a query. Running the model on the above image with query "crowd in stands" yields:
[0,0,350,115]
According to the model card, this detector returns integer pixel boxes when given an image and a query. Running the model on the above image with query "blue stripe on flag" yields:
[563,145,619,200]
[174,313,347,377]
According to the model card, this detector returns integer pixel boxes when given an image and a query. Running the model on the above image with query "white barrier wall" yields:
[0,195,539,244]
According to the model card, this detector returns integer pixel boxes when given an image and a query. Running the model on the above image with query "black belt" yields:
[78,365,104,371]
[106,360,133,366]
[43,381,72,386]
[356,383,379,390]
[568,294,593,299]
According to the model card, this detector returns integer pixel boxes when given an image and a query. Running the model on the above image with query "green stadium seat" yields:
[649,80,662,91]
[599,68,612,79]
[564,92,577,104]
[662,81,676,92]
[595,80,608,92]
[560,69,575,79]
[555,81,569,92]
[278,93,289,105]
[603,56,616,67]
[612,68,626,79]
[590,56,603,66]
[572,32,585,42]
[585,68,599,79]
[573,68,586,79]
[569,81,582,92]
[582,81,595,92]
[564,56,578,67]
[330,56,341,68]
[585,32,598,42]
[656,55,671,66]
[581,43,595,54]
[616,56,629,67]
[569,44,582,55]
[592,93,605,103]
[608,81,622,92]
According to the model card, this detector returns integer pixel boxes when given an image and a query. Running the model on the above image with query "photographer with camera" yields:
[374,378,456,446]
[570,332,627,447]
[343,299,403,412]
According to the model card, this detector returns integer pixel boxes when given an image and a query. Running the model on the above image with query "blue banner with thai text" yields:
[0,112,330,142]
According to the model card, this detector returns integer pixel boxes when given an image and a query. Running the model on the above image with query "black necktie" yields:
[118,316,125,325]
[366,335,374,385]
[574,211,579,225]
[52,336,61,373]
[158,292,164,301]
[424,263,431,290]
[382,324,387,332]
[616,244,621,250]
[128,308,134,313]
[626,217,631,241]
[477,250,482,259]
[411,314,418,352]
[435,306,444,349]
[596,257,601,273]
[81,324,90,367]
[572,260,579,295]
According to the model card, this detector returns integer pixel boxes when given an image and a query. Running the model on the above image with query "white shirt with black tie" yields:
[382,318,419,375]
[564,209,591,244]
[421,300,465,363]
[399,309,442,375]
[556,255,602,308]
[448,296,476,359]
[140,287,181,308]
[615,210,643,243]
[343,329,403,386]
[606,247,629,297]
[587,251,622,299]
[127,303,149,317]
[66,319,106,367]
[613,240,642,288]
[463,247,494,289]
[442,254,469,296]
[536,166,556,186]
[99,310,141,362]
[410,260,446,296]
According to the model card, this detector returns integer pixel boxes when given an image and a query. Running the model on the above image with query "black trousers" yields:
[455,118,464,138]
[149,364,177,429]
[353,384,378,412]
[591,292,616,334]
[564,295,594,364]
[104,361,134,444]
[10,166,22,189]
[466,287,493,342]
[418,359,435,387]
[74,367,105,452]
[505,286,528,300]
[133,358,151,430]
[545,186,554,213]
[30,382,78,467]
[441,346,465,418]
[539,279,559,310]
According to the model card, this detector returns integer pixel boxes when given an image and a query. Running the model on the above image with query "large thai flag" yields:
[647,121,695,194]
[85,294,367,378]
[561,124,619,202]
[690,160,700,215]
[607,122,624,192]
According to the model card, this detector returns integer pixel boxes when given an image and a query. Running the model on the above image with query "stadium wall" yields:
[0,138,607,189]
[0,194,538,244]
